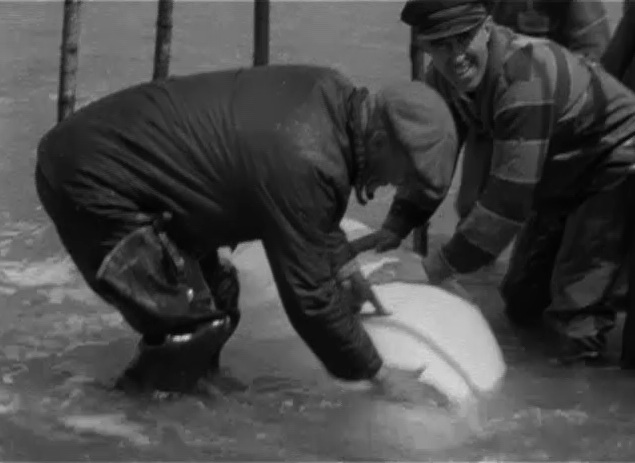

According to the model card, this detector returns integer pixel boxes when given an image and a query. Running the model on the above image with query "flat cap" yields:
[401,0,488,41]
[376,81,458,180]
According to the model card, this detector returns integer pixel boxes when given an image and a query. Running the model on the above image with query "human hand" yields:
[338,260,391,316]
[348,269,392,316]
[371,364,449,407]
[366,253,429,286]
[438,278,474,303]
[350,228,402,254]
[375,228,404,252]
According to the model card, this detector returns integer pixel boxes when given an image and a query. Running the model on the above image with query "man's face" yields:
[420,18,492,93]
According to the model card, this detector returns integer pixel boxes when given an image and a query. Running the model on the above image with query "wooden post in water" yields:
[410,27,426,81]
[410,26,430,256]
[253,0,270,66]
[153,0,175,81]
[57,0,83,123]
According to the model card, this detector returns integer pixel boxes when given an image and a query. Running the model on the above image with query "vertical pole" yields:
[410,27,426,81]
[253,0,270,66]
[410,26,430,256]
[620,178,635,368]
[153,0,174,81]
[57,0,83,123]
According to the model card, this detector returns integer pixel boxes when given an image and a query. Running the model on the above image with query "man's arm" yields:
[424,72,556,281]
[560,0,610,62]
[261,169,382,381]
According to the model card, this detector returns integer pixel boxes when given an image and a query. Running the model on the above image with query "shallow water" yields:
[2,215,635,461]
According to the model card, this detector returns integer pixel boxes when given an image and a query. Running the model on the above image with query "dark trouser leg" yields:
[35,167,233,391]
[95,222,229,336]
[542,183,629,363]
[501,210,569,328]
[96,227,238,391]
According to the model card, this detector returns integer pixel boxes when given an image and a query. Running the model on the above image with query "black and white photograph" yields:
[1,0,635,460]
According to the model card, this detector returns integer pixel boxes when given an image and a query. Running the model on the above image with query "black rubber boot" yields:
[116,316,233,394]
[551,333,609,367]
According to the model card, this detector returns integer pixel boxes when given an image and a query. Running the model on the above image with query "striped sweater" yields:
[383,25,635,280]
[488,0,610,62]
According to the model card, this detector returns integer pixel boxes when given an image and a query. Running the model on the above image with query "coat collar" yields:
[346,87,373,205]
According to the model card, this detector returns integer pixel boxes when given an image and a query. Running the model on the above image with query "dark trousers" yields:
[502,175,635,363]
[35,166,239,340]
[501,181,630,340]
[454,135,634,345]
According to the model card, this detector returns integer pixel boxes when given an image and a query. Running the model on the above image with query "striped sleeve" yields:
[438,79,556,274]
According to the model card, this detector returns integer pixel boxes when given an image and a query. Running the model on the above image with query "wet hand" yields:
[339,261,391,316]
[366,253,429,286]
[349,270,392,316]
[372,364,448,407]
[331,365,423,394]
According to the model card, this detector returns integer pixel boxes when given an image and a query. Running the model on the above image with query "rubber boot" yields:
[553,332,609,367]
[116,316,233,394]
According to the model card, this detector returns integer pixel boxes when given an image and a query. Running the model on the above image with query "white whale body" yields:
[227,217,506,405]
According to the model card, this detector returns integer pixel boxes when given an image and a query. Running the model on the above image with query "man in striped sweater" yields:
[371,0,635,365]
[452,0,612,222]
[409,0,611,253]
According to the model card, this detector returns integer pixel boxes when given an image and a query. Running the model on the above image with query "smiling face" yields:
[420,17,493,93]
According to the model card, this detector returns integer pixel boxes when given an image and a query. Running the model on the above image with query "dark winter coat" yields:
[36,65,382,381]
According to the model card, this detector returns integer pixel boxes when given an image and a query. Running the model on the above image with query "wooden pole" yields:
[153,0,174,81]
[253,0,270,66]
[410,27,426,81]
[57,0,83,123]
[410,26,430,256]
